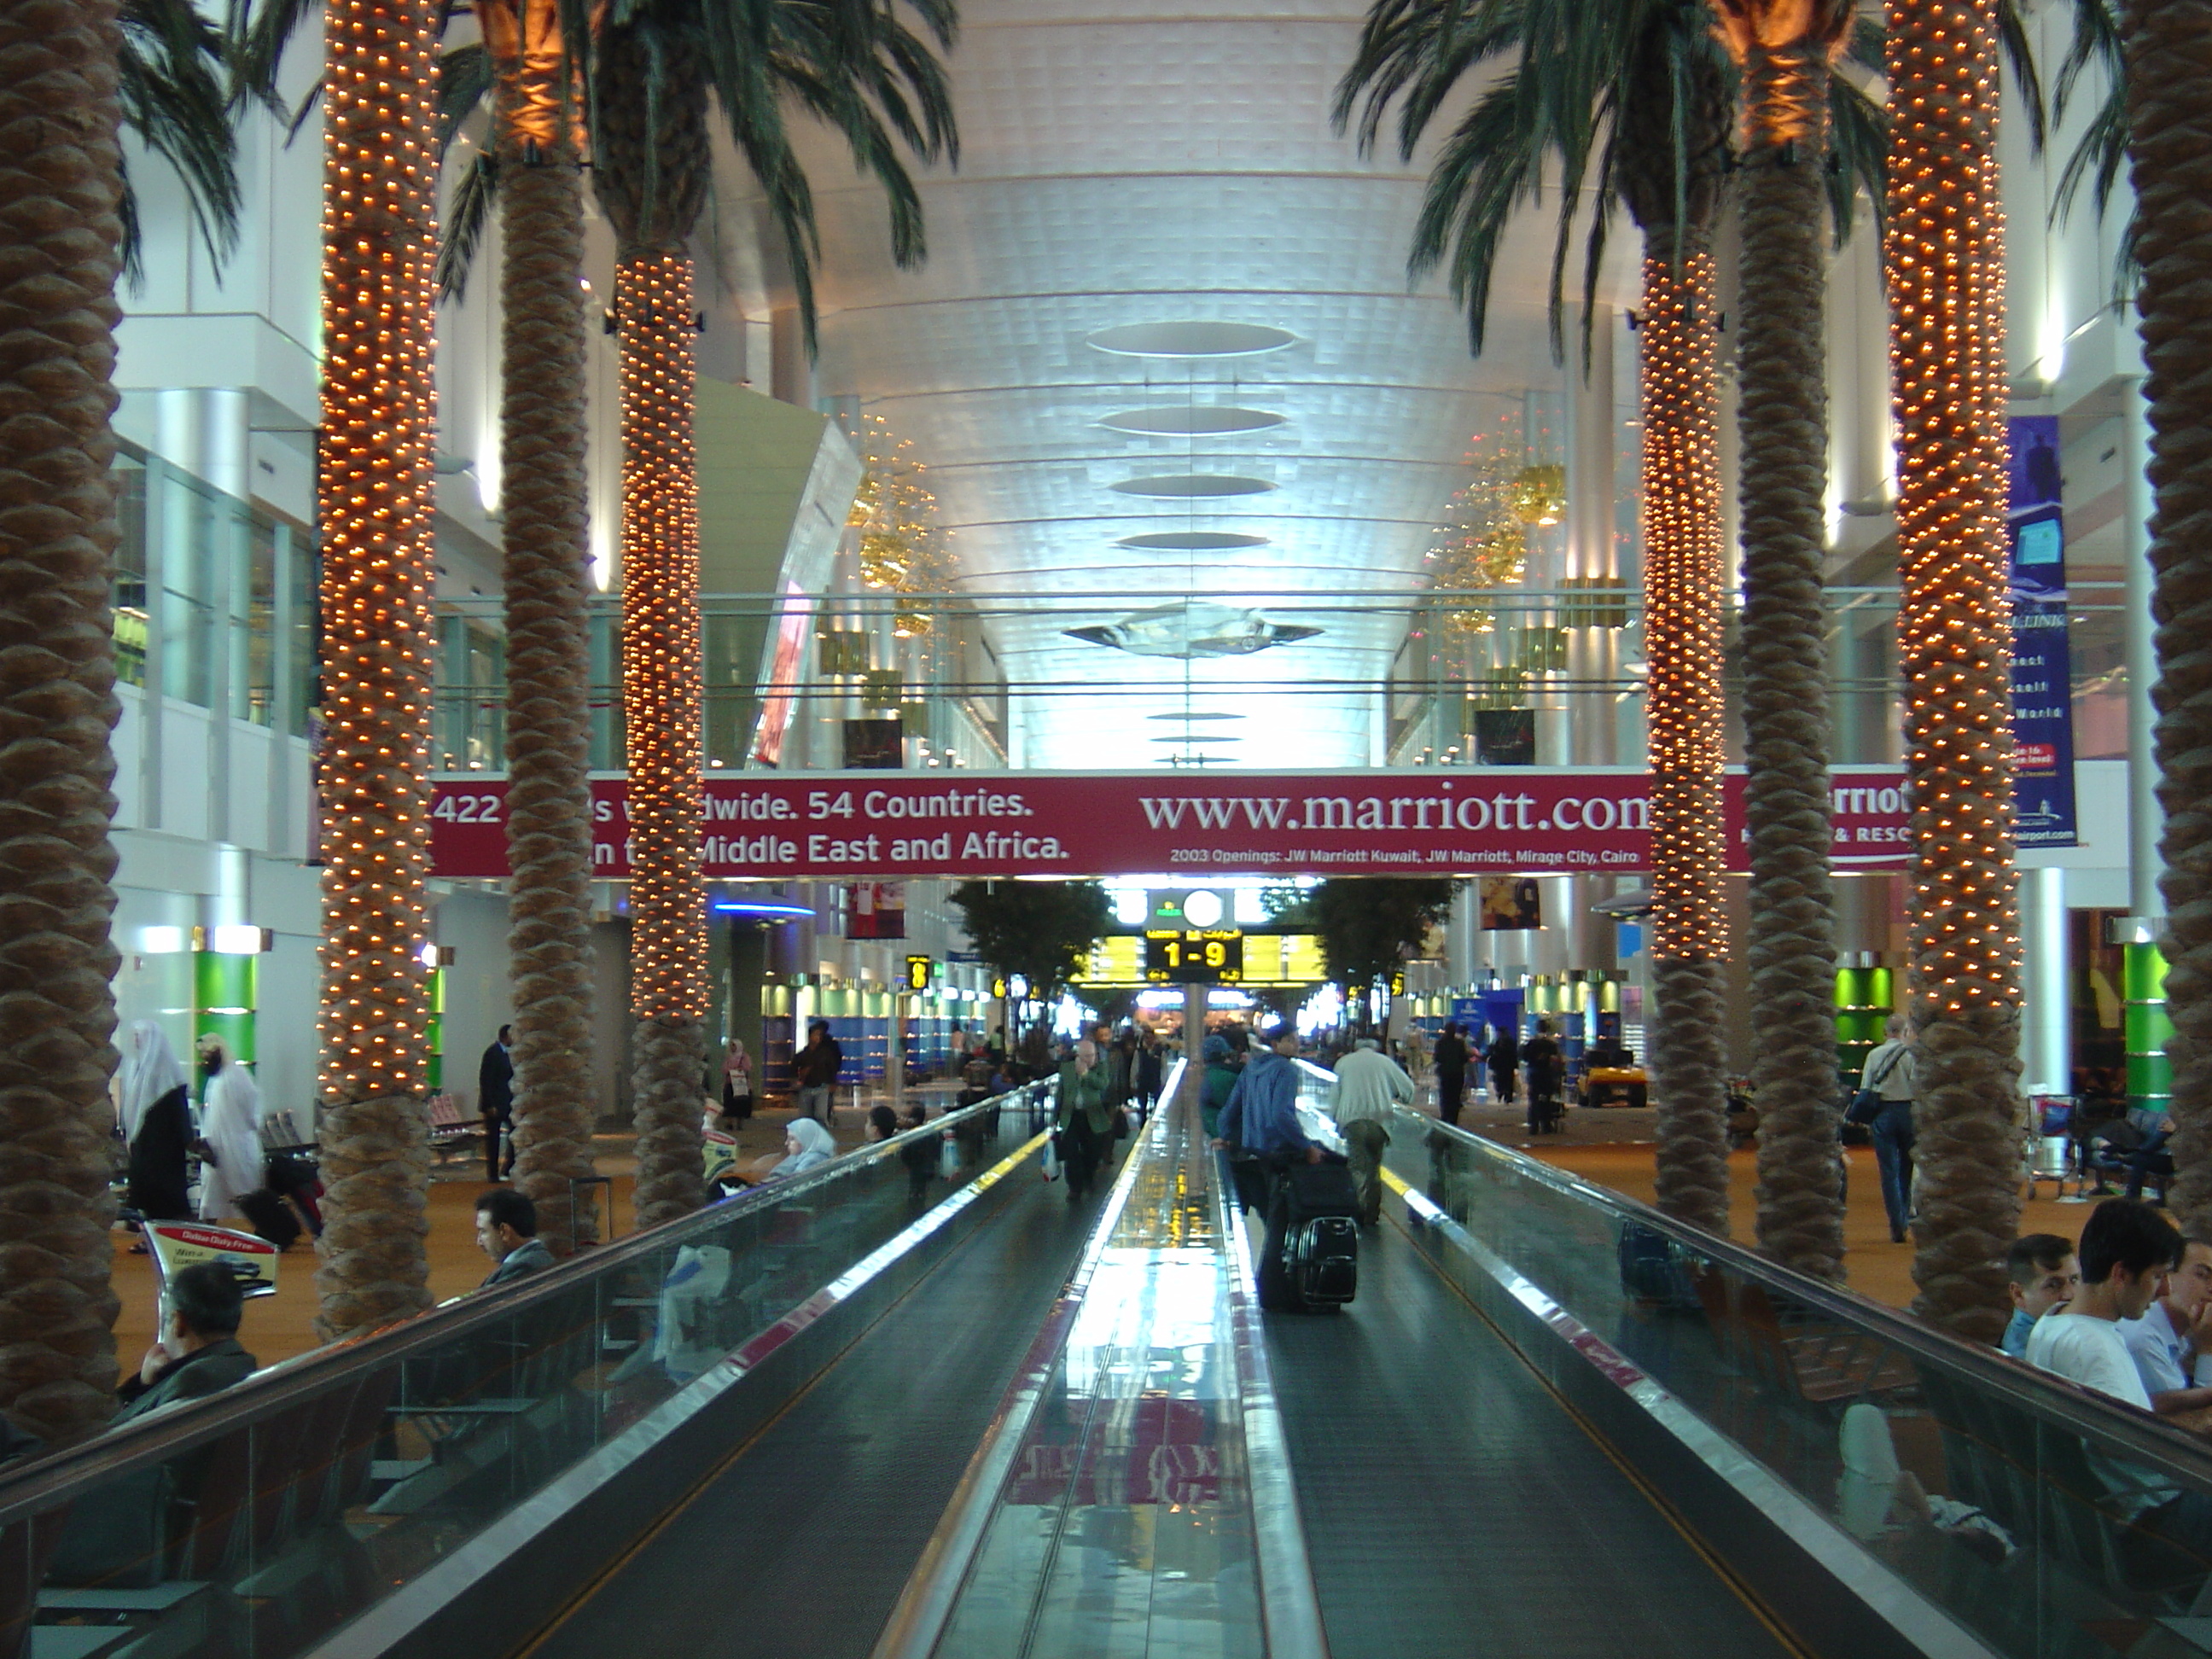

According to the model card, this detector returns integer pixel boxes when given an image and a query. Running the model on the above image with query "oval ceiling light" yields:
[1099,405,1286,436]
[1116,531,1271,550]
[1147,711,1244,722]
[1086,321,1297,358]
[1151,734,1243,743]
[1111,474,1274,498]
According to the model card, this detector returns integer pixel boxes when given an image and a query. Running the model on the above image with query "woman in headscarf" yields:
[721,1038,753,1127]
[121,1022,192,1224]
[195,1037,264,1224]
[774,1116,839,1179]
[1055,1039,1115,1203]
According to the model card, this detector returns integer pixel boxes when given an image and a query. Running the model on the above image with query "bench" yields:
[427,1096,479,1163]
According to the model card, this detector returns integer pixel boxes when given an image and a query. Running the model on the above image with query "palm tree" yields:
[1337,0,1880,1239]
[426,6,605,1258]
[1708,0,1860,1280]
[589,0,956,1225]
[311,0,443,1341]
[2116,0,2212,1235]
[0,0,131,1441]
[1883,0,2024,1338]
[119,0,247,281]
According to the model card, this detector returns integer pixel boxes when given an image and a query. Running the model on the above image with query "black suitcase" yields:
[1269,1161,1359,1312]
[236,1188,303,1251]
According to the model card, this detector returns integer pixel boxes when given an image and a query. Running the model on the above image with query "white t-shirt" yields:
[2027,1311,2152,1407]
[2027,1310,2176,1516]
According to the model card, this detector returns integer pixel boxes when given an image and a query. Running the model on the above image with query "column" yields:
[2019,865,2069,1094]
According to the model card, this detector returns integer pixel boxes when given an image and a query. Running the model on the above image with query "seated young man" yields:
[2002,1232,2080,1358]
[475,1188,555,1288]
[116,1263,257,1425]
[2122,1234,2212,1417]
[2028,1199,2212,1560]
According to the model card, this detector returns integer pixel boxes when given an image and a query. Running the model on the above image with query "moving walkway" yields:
[9,1074,2212,1659]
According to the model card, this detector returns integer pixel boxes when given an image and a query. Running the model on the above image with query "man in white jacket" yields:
[1331,1038,1414,1229]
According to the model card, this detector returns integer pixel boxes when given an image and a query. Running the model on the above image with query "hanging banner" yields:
[2009,414,2079,847]
[430,765,1913,881]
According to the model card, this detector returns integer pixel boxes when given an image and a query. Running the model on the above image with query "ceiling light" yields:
[1146,711,1244,721]
[1111,474,1273,498]
[1065,602,1321,659]
[1100,406,1286,436]
[1151,734,1243,742]
[1086,322,1297,358]
[1117,531,1271,550]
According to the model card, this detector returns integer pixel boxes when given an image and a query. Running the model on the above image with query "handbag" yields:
[1845,1045,1906,1126]
[1040,1137,1062,1183]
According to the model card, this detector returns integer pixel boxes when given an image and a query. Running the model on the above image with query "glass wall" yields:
[109,437,317,738]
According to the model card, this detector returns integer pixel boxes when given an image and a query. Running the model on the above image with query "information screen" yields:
[1143,928,1244,985]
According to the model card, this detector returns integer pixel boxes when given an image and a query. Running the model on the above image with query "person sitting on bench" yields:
[115,1263,257,1426]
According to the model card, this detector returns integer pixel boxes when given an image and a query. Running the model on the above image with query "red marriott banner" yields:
[431,768,1910,881]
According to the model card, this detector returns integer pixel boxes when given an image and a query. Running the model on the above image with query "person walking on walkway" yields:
[478,1025,515,1182]
[1432,1022,1469,1125]
[1523,1021,1564,1134]
[1057,1038,1116,1202]
[1214,1022,1324,1304]
[1332,1037,1412,1228]
[795,1020,843,1125]
[721,1037,754,1127]
[1860,1015,1920,1243]
[1487,1022,1520,1107]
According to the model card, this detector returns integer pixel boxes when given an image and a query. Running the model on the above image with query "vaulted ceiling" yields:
[789,0,1628,770]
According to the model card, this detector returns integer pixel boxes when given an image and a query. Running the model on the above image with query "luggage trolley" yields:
[2023,1095,2079,1200]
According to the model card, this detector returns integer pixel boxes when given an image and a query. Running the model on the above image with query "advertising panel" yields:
[431,765,1916,881]
[2008,413,2079,847]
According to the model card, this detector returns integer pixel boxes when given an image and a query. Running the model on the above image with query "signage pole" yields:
[889,992,905,1115]
[1183,981,1208,1119]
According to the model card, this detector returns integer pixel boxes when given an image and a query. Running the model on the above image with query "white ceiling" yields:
[786,0,1628,769]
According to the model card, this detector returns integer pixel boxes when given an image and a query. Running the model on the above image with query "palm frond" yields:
[1825,71,1886,249]
[437,42,494,160]
[118,0,245,279]
[1997,0,2047,155]
[438,152,500,302]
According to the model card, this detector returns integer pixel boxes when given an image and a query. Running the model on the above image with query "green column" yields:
[2125,941,2173,1115]
[193,949,257,1072]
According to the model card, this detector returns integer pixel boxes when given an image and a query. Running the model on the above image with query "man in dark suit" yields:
[115,1263,257,1425]
[1432,1022,1470,1126]
[476,1189,555,1287]
[479,1024,515,1182]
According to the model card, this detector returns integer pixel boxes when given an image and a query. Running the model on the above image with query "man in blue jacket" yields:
[1215,1022,1323,1302]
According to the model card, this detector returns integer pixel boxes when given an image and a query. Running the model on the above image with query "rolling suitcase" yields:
[236,1187,303,1251]
[1273,1160,1359,1312]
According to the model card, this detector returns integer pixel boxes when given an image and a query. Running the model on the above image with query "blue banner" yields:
[2009,416,2078,848]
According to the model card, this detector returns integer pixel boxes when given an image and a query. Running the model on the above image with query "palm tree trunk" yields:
[1640,242,1732,1237]
[616,246,707,1225]
[2124,0,2212,1235]
[0,0,126,1437]
[1735,34,1843,1280]
[492,42,599,1253]
[314,0,440,1341]
[1884,0,2023,1340]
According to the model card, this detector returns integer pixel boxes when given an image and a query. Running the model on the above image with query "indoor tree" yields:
[310,0,443,1338]
[0,0,131,1438]
[2120,0,2212,1236]
[1337,0,1879,1237]
[1269,878,1454,1032]
[1884,0,2025,1336]
[590,0,957,1225]
[428,5,605,1257]
[946,881,1111,1048]
[1708,0,1860,1280]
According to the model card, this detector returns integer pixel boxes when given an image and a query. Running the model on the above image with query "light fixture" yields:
[1099,406,1286,435]
[712,901,815,920]
[1118,532,1270,551]
[1110,474,1275,498]
[1182,889,1226,928]
[1086,321,1296,358]
[210,925,272,955]
[139,926,187,955]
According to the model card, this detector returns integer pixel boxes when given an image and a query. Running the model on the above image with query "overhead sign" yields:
[429,766,1915,881]
[905,954,934,991]
[1144,929,1243,985]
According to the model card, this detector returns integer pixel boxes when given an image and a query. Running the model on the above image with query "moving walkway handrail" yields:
[0,1081,1051,1525]
[1402,1104,2212,1481]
